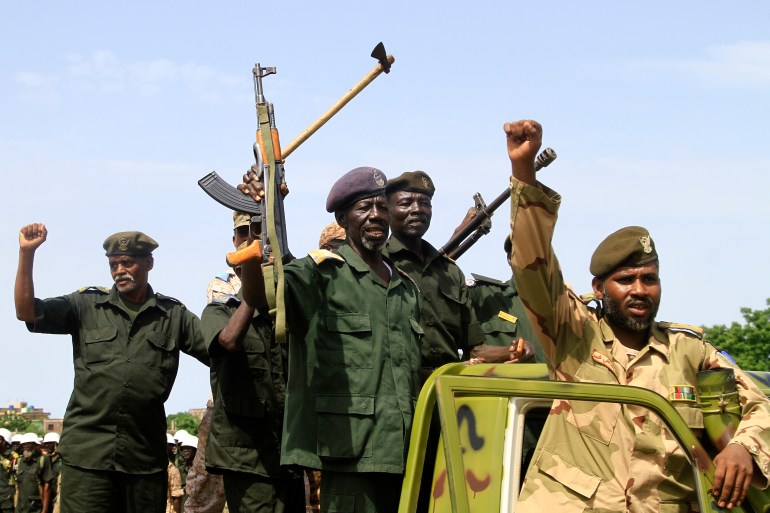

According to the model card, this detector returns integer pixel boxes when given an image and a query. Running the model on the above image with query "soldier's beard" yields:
[360,233,385,251]
[602,289,658,333]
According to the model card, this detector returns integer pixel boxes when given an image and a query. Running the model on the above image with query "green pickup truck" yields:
[398,363,770,513]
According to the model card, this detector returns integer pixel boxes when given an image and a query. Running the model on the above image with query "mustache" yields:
[114,273,135,283]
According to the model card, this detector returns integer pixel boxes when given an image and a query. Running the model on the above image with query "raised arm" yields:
[504,119,542,186]
[15,223,48,322]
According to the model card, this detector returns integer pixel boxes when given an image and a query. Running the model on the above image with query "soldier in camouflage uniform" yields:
[0,428,15,513]
[505,119,770,512]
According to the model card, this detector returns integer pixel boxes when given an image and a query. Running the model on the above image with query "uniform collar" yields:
[98,284,164,312]
[384,235,441,267]
[598,317,671,363]
[338,243,402,286]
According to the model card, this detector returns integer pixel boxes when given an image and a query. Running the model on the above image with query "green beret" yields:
[590,226,657,277]
[103,231,159,256]
[233,211,251,229]
[386,170,435,198]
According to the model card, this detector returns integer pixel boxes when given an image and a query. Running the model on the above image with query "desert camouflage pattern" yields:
[206,269,241,305]
[508,178,770,513]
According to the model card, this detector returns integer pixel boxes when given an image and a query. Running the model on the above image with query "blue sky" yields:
[2,1,769,417]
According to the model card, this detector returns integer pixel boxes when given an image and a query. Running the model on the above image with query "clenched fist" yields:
[19,223,48,252]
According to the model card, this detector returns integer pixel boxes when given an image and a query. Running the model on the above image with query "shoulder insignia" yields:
[658,321,704,339]
[498,311,518,324]
[156,293,184,306]
[77,286,110,294]
[465,278,476,287]
[308,249,345,265]
[470,273,507,287]
[214,271,231,281]
[578,292,596,305]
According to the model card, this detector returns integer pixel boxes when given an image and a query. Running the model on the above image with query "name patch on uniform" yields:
[670,385,697,402]
[497,311,518,324]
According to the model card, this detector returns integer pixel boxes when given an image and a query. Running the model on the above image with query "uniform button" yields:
[426,321,435,327]
[124,383,129,388]
[423,293,430,300]
[247,344,253,350]
[431,347,440,354]
[127,358,132,363]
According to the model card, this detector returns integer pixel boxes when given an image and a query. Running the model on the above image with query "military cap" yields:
[325,166,387,213]
[589,226,658,277]
[385,170,435,198]
[319,221,346,248]
[103,231,159,256]
[504,234,512,255]
[233,211,251,229]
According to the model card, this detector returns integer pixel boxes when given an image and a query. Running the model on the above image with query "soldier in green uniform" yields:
[0,428,15,513]
[14,225,210,513]
[201,256,303,513]
[382,171,484,377]
[41,433,61,513]
[466,236,544,364]
[505,119,770,512]
[238,166,423,513]
[14,434,54,513]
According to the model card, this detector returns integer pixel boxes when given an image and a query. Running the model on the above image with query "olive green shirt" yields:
[281,243,423,473]
[26,285,209,474]
[467,273,545,362]
[383,236,484,368]
[0,447,14,507]
[201,294,286,477]
[15,451,54,506]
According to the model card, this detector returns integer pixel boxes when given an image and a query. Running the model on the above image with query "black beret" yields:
[504,235,512,255]
[590,226,657,277]
[103,231,159,256]
[326,167,387,213]
[385,170,435,198]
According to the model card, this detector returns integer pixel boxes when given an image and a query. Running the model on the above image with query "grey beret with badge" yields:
[589,226,657,277]
[103,231,159,256]
[385,170,435,198]
[325,166,388,213]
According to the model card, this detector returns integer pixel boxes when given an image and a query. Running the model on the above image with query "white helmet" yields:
[21,432,39,445]
[166,433,176,445]
[173,430,189,443]
[180,435,198,449]
[11,433,23,443]
[0,428,11,443]
[43,432,60,444]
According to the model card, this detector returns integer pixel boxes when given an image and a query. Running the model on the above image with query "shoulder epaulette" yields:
[156,293,184,306]
[77,286,110,294]
[578,292,596,305]
[658,321,704,339]
[470,273,507,287]
[308,249,345,265]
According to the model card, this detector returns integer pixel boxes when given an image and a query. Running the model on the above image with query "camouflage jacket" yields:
[206,269,241,305]
[509,178,770,513]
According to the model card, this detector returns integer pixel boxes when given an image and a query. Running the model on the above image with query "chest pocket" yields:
[480,317,517,336]
[82,326,117,366]
[438,282,466,312]
[144,331,178,371]
[324,314,373,369]
[570,361,621,444]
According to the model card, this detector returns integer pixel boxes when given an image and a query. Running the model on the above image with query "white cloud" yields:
[630,40,770,87]
[13,50,243,102]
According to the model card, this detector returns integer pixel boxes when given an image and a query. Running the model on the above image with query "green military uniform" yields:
[509,178,770,513]
[280,243,422,511]
[467,273,545,362]
[48,452,62,513]
[15,451,54,513]
[383,237,483,368]
[201,292,302,513]
[0,447,14,512]
[26,285,209,512]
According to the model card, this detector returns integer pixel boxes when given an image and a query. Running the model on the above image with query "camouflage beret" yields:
[589,226,657,277]
[103,231,159,256]
[385,170,435,198]
[318,221,346,248]
[233,211,251,230]
[325,166,387,213]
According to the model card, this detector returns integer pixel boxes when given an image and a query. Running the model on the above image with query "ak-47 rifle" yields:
[439,147,557,260]
[197,43,395,343]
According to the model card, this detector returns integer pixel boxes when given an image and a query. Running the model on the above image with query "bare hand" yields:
[237,165,289,202]
[504,120,542,185]
[469,339,536,364]
[713,443,754,508]
[19,224,48,252]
